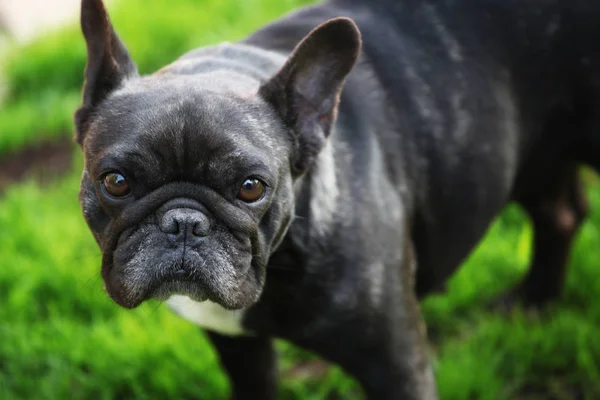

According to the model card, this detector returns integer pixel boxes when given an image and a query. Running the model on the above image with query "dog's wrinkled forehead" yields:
[84,77,288,184]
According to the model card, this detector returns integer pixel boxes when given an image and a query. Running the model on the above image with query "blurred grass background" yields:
[0,0,599,399]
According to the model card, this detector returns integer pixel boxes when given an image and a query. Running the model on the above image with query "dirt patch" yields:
[0,137,74,192]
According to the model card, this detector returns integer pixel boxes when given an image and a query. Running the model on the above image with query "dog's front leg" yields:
[206,332,277,400]
[354,298,438,400]
[361,264,438,400]
[302,242,438,399]
[360,239,437,400]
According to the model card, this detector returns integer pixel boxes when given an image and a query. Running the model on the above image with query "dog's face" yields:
[75,0,360,310]
[79,79,295,309]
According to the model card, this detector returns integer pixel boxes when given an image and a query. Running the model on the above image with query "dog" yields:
[74,0,600,398]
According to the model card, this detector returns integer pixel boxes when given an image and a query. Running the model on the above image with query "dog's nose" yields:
[159,208,211,239]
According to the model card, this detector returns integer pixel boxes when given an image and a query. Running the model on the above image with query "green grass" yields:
[2,163,599,400]
[424,177,600,400]
[2,0,600,399]
[0,161,363,400]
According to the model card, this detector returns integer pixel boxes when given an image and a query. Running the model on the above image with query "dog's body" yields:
[76,0,600,398]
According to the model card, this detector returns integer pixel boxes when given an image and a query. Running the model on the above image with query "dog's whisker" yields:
[147,300,164,317]
[80,272,102,289]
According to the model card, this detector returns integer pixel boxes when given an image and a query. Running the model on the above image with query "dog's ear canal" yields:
[259,17,362,175]
[74,0,138,145]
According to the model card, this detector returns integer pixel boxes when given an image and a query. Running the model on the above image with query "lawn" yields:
[1,1,599,399]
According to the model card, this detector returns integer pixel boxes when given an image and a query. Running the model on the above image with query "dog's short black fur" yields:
[75,0,600,398]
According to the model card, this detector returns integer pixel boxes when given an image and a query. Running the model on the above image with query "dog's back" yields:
[245,0,600,294]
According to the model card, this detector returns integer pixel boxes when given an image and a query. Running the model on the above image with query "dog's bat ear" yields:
[74,0,138,145]
[259,17,361,175]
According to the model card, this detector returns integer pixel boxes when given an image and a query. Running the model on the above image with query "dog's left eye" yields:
[102,172,131,198]
[238,178,266,203]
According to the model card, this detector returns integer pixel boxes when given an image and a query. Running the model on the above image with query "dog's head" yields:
[75,0,361,309]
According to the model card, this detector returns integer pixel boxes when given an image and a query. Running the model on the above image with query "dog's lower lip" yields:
[148,278,208,303]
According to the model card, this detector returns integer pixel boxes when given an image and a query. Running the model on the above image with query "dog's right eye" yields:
[102,172,131,198]
[238,177,266,203]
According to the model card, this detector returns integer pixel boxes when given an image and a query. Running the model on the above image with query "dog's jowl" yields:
[75,0,600,398]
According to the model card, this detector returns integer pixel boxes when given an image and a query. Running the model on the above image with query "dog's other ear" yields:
[259,17,361,175]
[75,0,138,145]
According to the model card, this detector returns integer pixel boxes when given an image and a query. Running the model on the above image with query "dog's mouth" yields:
[102,257,209,308]
[148,271,210,303]
[103,231,261,310]
[121,255,212,305]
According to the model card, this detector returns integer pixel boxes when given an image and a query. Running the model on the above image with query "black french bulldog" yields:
[75,0,600,398]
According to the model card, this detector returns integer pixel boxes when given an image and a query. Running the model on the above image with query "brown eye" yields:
[102,172,130,198]
[238,178,265,202]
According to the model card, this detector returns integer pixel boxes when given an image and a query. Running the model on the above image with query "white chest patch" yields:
[309,139,339,237]
[166,295,249,336]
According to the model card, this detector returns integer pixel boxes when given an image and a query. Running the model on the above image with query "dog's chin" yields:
[105,277,210,309]
[108,279,262,310]
[151,280,209,303]
[103,258,265,310]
